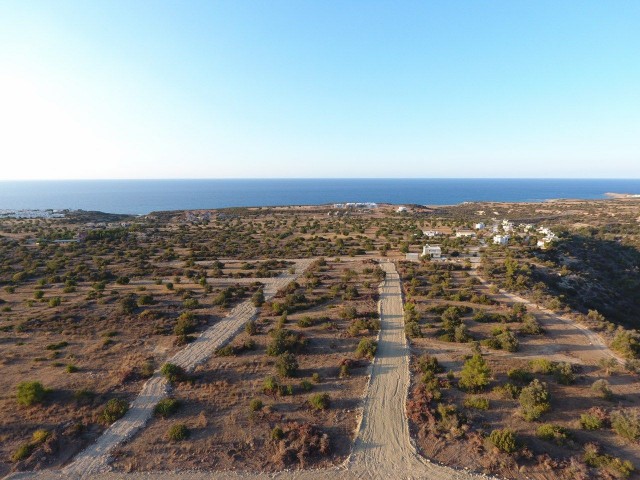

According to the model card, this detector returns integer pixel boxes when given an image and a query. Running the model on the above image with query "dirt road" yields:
[469,270,625,366]
[8,260,489,480]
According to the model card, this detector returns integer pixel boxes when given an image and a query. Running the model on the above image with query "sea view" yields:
[1,178,639,215]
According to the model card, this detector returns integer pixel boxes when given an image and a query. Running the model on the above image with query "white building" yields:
[455,229,476,238]
[397,206,407,213]
[475,222,485,230]
[422,230,443,237]
[422,244,442,258]
[493,234,510,246]
[405,252,420,262]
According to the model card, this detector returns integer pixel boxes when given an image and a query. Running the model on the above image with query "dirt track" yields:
[469,270,625,367]
[8,261,490,480]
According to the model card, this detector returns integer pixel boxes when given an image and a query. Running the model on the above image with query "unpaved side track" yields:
[469,270,625,366]
[7,260,489,480]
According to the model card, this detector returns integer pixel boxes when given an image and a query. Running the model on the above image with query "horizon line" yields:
[1,177,640,182]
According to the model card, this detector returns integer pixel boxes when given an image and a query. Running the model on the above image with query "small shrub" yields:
[48,297,61,307]
[355,339,377,359]
[215,345,235,357]
[271,426,284,440]
[263,376,280,395]
[249,398,263,412]
[464,396,489,410]
[459,354,491,392]
[102,398,129,424]
[536,424,571,445]
[275,353,299,378]
[309,393,330,410]
[488,429,517,453]
[519,379,550,421]
[65,364,79,373]
[31,429,50,444]
[507,368,533,384]
[610,410,640,441]
[580,408,608,430]
[297,316,313,328]
[245,320,257,335]
[584,443,634,478]
[530,358,556,374]
[554,362,575,385]
[16,381,47,407]
[167,423,189,441]
[154,398,180,418]
[300,380,313,392]
[591,379,613,400]
[312,372,321,383]
[45,341,69,351]
[11,443,34,462]
[405,321,422,338]
[160,363,186,382]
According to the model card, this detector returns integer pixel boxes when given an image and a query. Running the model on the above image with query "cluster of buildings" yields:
[333,202,378,209]
[0,209,66,219]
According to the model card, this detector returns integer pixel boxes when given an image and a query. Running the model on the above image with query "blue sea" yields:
[0,179,639,215]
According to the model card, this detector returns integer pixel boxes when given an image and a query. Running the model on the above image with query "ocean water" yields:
[0,179,639,215]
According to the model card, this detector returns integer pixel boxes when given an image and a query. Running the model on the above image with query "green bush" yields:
[507,368,533,384]
[405,321,422,338]
[266,328,306,356]
[417,354,444,375]
[529,358,556,374]
[584,443,634,478]
[102,398,129,424]
[249,398,263,412]
[245,320,257,335]
[31,429,50,444]
[519,379,550,421]
[553,362,575,385]
[160,363,186,382]
[275,353,299,377]
[154,398,180,418]
[312,372,321,383]
[464,396,489,410]
[493,383,521,399]
[611,410,640,441]
[488,429,517,453]
[167,423,189,441]
[309,393,330,410]
[175,312,196,336]
[262,376,280,395]
[65,364,79,373]
[271,426,284,440]
[355,339,377,359]
[48,297,61,307]
[459,354,491,392]
[11,443,35,462]
[16,381,47,407]
[182,297,200,310]
[300,380,313,392]
[591,379,613,400]
[580,409,607,430]
[536,424,571,445]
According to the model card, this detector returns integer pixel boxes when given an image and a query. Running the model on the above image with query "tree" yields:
[459,354,491,392]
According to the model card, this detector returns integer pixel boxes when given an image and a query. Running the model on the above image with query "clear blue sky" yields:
[1,1,639,179]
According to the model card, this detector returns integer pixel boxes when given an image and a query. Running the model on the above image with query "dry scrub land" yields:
[1,198,639,479]
[398,261,640,479]
[110,258,383,472]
